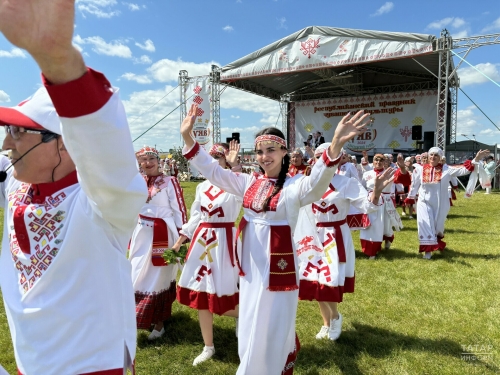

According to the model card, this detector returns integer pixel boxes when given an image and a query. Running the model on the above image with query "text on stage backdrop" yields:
[291,90,437,153]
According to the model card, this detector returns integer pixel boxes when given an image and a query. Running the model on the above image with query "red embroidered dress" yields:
[129,174,187,329]
[287,163,310,177]
[184,142,339,375]
[177,180,242,315]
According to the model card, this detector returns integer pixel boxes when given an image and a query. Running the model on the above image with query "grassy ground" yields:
[1,182,499,374]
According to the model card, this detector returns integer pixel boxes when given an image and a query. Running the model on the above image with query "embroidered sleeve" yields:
[449,160,475,177]
[407,167,421,199]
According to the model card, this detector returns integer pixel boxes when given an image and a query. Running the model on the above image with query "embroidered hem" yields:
[135,281,176,329]
[298,277,355,302]
[176,286,239,316]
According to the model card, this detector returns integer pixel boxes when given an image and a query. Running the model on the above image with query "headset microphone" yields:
[0,132,59,183]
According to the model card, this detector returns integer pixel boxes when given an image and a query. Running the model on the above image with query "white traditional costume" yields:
[406,148,475,253]
[0,69,147,374]
[177,179,242,314]
[338,161,368,231]
[296,173,381,302]
[360,168,410,256]
[130,147,187,330]
[183,137,340,375]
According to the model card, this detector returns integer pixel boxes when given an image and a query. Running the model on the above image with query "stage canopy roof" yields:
[220,26,443,102]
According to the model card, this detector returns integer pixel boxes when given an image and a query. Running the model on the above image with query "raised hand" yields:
[225,140,240,167]
[0,0,86,84]
[474,149,491,162]
[180,104,198,148]
[396,153,407,173]
[329,110,371,159]
[371,167,395,202]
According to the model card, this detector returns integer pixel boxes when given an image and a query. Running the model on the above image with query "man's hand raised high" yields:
[0,0,86,84]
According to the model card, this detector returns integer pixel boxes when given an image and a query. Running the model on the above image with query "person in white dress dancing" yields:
[181,105,370,375]
[130,146,187,339]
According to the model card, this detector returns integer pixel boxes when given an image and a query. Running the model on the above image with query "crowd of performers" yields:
[129,103,490,374]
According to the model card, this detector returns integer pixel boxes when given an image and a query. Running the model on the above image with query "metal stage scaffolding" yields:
[202,26,500,152]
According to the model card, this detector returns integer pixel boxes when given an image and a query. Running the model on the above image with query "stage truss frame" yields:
[181,29,500,152]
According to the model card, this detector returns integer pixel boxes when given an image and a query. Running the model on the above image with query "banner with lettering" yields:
[292,90,437,152]
[184,77,213,177]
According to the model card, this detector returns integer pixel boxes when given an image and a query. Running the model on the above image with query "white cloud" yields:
[135,39,155,52]
[0,90,10,102]
[123,2,140,11]
[148,58,219,83]
[482,17,500,32]
[457,106,480,136]
[0,48,27,58]
[427,17,467,30]
[76,0,120,18]
[223,25,234,32]
[458,62,500,87]
[371,2,394,17]
[452,17,466,28]
[134,55,152,65]
[452,30,468,39]
[277,17,287,29]
[74,35,132,58]
[120,73,152,84]
[231,115,240,119]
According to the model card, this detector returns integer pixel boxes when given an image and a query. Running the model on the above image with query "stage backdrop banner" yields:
[221,34,432,80]
[184,76,213,177]
[292,90,437,153]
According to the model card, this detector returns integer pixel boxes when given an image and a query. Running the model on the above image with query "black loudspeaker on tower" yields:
[411,125,422,140]
[232,132,240,143]
[226,137,233,144]
[423,131,434,151]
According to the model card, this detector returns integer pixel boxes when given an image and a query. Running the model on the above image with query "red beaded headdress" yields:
[254,134,286,148]
[136,145,159,158]
[209,144,227,159]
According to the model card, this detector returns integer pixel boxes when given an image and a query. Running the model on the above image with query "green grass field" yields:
[1,182,499,374]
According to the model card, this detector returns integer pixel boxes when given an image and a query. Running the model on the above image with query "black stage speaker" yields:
[226,137,233,144]
[232,132,240,143]
[423,131,434,151]
[411,125,422,140]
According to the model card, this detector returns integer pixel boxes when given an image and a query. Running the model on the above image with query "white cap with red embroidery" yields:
[0,87,61,134]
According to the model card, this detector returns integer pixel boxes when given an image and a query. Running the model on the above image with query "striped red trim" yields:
[183,142,200,160]
[321,150,342,168]
[360,239,382,257]
[170,177,188,224]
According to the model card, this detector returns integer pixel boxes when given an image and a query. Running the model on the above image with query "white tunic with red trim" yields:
[177,180,242,314]
[408,162,474,251]
[129,174,187,325]
[183,142,339,375]
[0,69,147,374]
[297,174,380,302]
[360,169,409,254]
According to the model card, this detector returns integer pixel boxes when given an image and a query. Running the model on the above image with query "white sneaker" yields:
[423,252,432,260]
[408,215,414,219]
[369,256,376,260]
[148,327,165,341]
[193,346,215,366]
[328,314,343,341]
[315,325,329,339]
[401,211,406,216]
[384,241,391,249]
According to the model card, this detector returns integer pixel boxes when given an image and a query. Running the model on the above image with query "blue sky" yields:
[0,0,499,152]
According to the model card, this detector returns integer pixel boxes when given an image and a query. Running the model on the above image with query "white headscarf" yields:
[314,142,332,157]
[428,147,444,157]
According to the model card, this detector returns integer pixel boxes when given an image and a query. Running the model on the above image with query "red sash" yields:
[236,217,297,292]
[316,219,347,263]
[139,215,169,266]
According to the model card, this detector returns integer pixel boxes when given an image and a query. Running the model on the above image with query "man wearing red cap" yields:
[0,1,147,374]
